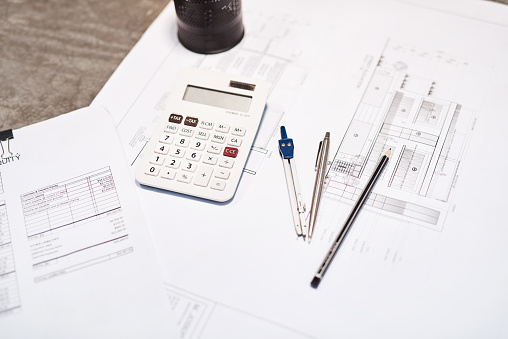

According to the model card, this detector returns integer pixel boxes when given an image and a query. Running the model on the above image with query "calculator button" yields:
[179,127,194,137]
[155,143,170,155]
[203,155,218,165]
[170,148,185,158]
[159,134,174,144]
[223,147,238,158]
[232,127,246,136]
[194,165,214,187]
[215,169,230,180]
[219,158,234,169]
[161,169,177,180]
[190,140,205,150]
[169,113,183,124]
[210,179,226,191]
[150,154,165,165]
[145,165,160,176]
[199,120,214,130]
[227,137,242,147]
[165,158,181,169]
[195,131,210,140]
[184,116,199,127]
[207,144,222,154]
[175,137,190,147]
[216,124,230,133]
[182,161,198,172]
[164,124,179,134]
[211,134,226,143]
[186,151,201,162]
[177,172,192,183]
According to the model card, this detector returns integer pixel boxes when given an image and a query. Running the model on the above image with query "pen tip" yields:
[311,277,321,288]
[385,149,391,157]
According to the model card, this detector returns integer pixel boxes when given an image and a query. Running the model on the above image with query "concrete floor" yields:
[0,0,169,130]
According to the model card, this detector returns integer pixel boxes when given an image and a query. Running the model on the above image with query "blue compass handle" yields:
[278,126,294,159]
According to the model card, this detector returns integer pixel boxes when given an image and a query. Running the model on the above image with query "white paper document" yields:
[0,107,177,338]
[93,0,508,338]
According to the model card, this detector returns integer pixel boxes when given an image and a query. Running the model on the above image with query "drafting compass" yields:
[278,126,307,238]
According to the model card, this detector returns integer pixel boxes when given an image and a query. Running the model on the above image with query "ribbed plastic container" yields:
[173,0,244,54]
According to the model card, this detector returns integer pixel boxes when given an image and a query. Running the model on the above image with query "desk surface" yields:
[1,0,507,131]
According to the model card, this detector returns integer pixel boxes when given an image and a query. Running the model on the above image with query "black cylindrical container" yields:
[173,0,244,54]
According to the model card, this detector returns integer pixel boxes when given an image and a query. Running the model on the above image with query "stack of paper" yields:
[93,0,508,337]
[4,0,508,338]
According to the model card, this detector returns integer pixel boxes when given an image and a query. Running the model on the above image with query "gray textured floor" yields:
[0,0,169,130]
[1,0,506,130]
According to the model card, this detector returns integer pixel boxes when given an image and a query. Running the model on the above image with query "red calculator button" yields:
[223,147,238,158]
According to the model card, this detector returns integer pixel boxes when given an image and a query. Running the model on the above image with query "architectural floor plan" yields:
[110,9,334,182]
[324,40,487,231]
[91,0,508,337]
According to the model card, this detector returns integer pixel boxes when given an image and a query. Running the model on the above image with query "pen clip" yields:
[314,141,322,171]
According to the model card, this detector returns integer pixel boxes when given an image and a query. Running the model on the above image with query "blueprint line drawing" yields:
[0,201,21,316]
[114,10,334,180]
[324,40,484,232]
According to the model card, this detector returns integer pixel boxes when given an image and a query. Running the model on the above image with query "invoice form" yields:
[93,0,508,338]
[0,107,177,338]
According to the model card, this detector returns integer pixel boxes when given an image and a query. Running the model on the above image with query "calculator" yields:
[135,68,269,202]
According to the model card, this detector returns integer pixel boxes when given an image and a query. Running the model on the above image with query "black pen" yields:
[311,149,391,288]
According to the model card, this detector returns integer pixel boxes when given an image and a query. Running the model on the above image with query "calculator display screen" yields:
[183,85,252,113]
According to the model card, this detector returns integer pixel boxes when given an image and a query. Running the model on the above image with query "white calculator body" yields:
[135,68,269,202]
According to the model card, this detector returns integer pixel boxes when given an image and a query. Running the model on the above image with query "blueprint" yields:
[92,0,508,338]
[107,8,338,183]
[325,40,487,227]
[308,40,493,284]
[313,39,492,271]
